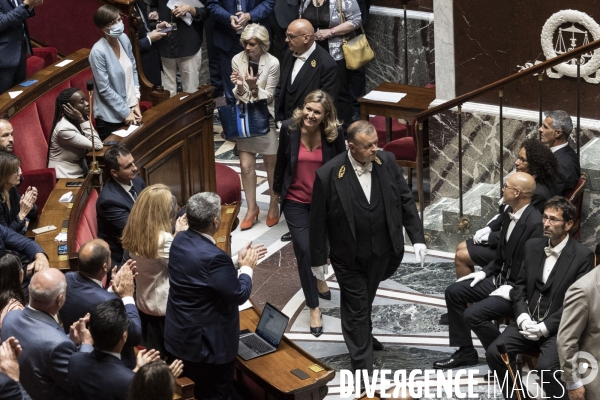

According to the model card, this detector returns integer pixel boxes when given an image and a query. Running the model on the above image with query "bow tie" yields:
[508,212,519,222]
[544,247,560,258]
[292,53,307,61]
[355,162,373,176]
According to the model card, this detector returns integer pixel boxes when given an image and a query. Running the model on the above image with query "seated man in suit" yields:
[487,196,594,400]
[433,172,544,369]
[59,239,141,369]
[0,336,31,400]
[164,192,263,400]
[1,269,93,400]
[69,299,183,400]
[97,145,147,266]
[539,110,580,196]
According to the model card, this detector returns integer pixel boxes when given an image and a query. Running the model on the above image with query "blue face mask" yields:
[107,21,124,37]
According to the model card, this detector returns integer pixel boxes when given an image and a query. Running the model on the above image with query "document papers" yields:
[363,90,407,103]
[112,125,140,138]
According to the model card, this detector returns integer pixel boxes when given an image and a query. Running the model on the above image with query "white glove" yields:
[414,243,427,263]
[520,322,544,341]
[456,270,486,287]
[489,284,512,301]
[473,227,492,244]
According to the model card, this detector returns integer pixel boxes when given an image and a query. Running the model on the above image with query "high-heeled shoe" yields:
[310,310,323,337]
[240,209,259,231]
[318,291,331,301]
[266,211,279,227]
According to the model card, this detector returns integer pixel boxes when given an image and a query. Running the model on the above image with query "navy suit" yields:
[1,307,93,400]
[58,272,142,369]
[69,349,134,400]
[164,230,252,399]
[0,0,34,94]
[0,373,31,400]
[96,176,147,265]
[553,144,580,196]
[0,223,43,261]
[134,0,162,86]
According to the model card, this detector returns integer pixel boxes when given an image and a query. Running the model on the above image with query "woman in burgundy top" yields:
[273,90,345,336]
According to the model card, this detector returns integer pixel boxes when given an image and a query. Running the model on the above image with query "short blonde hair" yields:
[291,90,340,143]
[240,24,270,52]
[121,184,173,259]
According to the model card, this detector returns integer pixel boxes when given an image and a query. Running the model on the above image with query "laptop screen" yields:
[255,303,289,348]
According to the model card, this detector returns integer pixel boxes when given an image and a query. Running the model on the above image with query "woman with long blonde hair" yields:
[273,90,345,336]
[121,184,187,354]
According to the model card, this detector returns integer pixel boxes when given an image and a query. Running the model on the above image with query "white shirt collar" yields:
[90,277,103,288]
[117,179,133,193]
[347,150,370,170]
[99,349,122,360]
[510,203,529,220]
[547,234,569,254]
[192,230,216,245]
[550,142,569,153]
[295,42,316,61]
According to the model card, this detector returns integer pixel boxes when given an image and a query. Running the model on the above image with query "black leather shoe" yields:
[439,312,449,325]
[433,349,478,369]
[318,291,331,300]
[281,232,292,241]
[310,311,323,337]
[372,336,384,351]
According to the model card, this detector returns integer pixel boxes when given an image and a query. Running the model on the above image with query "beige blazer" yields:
[47,117,103,179]
[231,50,280,118]
[558,266,600,397]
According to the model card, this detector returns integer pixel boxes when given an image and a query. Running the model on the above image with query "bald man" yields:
[274,19,339,124]
[433,172,544,369]
[1,269,93,400]
[58,239,141,369]
[0,119,14,153]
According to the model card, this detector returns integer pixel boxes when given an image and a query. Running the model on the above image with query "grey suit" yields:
[1,307,92,400]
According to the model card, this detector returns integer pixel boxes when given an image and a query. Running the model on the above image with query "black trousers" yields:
[96,119,125,141]
[446,276,514,350]
[283,200,319,308]
[182,359,235,400]
[138,310,166,357]
[335,59,353,129]
[486,323,567,400]
[331,251,390,371]
[204,16,223,97]
[0,40,27,95]
[269,13,287,64]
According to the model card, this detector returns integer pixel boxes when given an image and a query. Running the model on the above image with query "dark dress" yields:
[0,187,37,234]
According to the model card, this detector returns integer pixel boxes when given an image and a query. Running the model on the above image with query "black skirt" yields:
[465,238,497,267]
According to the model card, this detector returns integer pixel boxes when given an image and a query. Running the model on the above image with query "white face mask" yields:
[106,21,124,37]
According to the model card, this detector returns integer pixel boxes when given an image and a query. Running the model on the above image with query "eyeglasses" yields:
[542,215,565,225]
[502,183,520,192]
[285,33,311,39]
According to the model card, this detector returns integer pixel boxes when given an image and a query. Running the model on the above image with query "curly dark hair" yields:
[519,138,558,188]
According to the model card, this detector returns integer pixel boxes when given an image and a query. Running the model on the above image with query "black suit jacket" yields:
[273,120,346,210]
[135,0,162,86]
[68,349,134,400]
[0,187,38,233]
[309,150,425,267]
[96,176,146,264]
[511,236,594,336]
[59,272,142,370]
[273,0,299,29]
[0,0,34,69]
[482,204,543,283]
[0,373,31,400]
[275,46,339,122]
[553,145,580,196]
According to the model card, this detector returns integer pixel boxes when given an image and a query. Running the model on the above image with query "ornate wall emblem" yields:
[517,10,600,84]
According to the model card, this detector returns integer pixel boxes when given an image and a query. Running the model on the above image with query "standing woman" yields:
[48,87,104,179]
[121,184,188,355]
[273,90,345,336]
[90,4,143,140]
[230,24,281,230]
[300,0,361,126]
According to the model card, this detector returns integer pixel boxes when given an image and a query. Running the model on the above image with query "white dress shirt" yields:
[550,142,568,153]
[117,180,136,201]
[291,42,316,84]
[348,150,373,203]
[505,203,529,241]
[542,234,569,284]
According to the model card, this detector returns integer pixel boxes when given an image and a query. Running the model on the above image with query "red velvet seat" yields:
[369,116,408,148]
[139,101,153,113]
[215,163,241,204]
[32,47,58,67]
[74,188,99,252]
[25,55,45,79]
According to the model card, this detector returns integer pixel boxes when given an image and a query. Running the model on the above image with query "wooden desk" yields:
[236,305,335,399]
[358,83,436,143]
[27,178,84,269]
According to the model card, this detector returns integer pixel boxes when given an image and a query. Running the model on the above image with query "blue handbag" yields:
[218,100,270,140]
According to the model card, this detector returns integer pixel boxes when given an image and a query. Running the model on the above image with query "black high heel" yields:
[310,310,323,337]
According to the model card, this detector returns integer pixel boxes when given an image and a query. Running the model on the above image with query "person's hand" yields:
[156,21,170,30]
[18,186,36,220]
[111,260,136,298]
[568,386,586,400]
[134,349,161,372]
[62,103,86,124]
[520,323,544,341]
[148,11,159,20]
[456,270,486,287]
[0,338,20,381]
[175,215,188,233]
[5,337,21,359]
[414,243,427,263]
[473,226,491,244]
[230,15,243,30]
[125,110,137,125]
[148,29,167,42]
[239,246,258,269]
[173,5,196,18]
[169,359,184,378]
[23,0,43,9]
[253,243,267,260]
[235,11,251,26]
[132,104,142,124]
[245,67,258,90]
[69,314,93,346]
[314,28,334,41]
[26,253,49,277]
[231,69,244,87]
[489,284,512,301]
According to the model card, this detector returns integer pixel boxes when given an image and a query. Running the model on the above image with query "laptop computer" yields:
[238,302,289,361]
